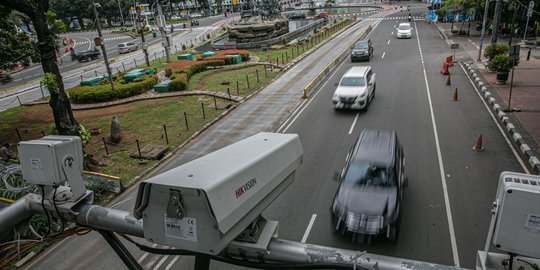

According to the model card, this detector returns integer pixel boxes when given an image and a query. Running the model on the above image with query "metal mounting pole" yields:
[92,0,116,91]
[157,1,171,63]
[490,0,502,44]
[478,0,491,61]
[97,229,143,270]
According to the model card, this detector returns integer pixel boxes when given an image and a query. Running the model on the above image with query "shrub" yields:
[169,77,187,91]
[484,43,509,59]
[69,75,158,104]
[214,49,250,61]
[489,54,511,72]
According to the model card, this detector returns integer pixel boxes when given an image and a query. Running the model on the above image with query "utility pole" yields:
[134,0,151,67]
[91,0,115,92]
[157,0,171,62]
[477,0,490,61]
[116,0,126,26]
[490,0,502,44]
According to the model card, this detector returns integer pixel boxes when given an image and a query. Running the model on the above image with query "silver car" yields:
[396,23,412,39]
[332,66,376,111]
[118,42,138,54]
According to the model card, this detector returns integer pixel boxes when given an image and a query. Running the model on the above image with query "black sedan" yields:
[74,49,99,62]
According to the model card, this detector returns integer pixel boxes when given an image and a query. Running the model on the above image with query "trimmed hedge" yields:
[169,77,187,91]
[69,75,158,104]
[215,49,250,61]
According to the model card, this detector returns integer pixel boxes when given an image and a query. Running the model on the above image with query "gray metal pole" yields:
[92,0,116,91]
[477,0,490,61]
[116,0,126,26]
[490,0,502,44]
[157,1,171,62]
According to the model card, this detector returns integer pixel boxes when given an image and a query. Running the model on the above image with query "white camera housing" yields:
[134,132,303,255]
[493,171,540,258]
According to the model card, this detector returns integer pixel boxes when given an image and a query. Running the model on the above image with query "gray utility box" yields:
[134,132,303,255]
[493,172,540,258]
[18,136,83,186]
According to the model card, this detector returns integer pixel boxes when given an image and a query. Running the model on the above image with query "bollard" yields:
[122,62,126,71]
[13,128,22,141]
[246,75,250,90]
[227,88,232,100]
[163,125,169,144]
[256,69,259,83]
[16,96,22,106]
[136,139,142,160]
[213,96,218,110]
[527,48,531,61]
[201,103,206,119]
[95,70,98,77]
[184,112,189,130]
[102,137,109,155]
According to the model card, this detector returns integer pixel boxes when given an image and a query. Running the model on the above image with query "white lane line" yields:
[391,31,394,35]
[137,243,158,263]
[414,22,460,267]
[387,39,391,45]
[459,63,530,174]
[165,256,181,270]
[348,113,359,134]
[301,214,317,243]
[381,52,386,59]
[152,253,169,270]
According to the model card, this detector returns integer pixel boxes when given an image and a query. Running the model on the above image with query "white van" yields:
[332,66,376,110]
[118,42,138,54]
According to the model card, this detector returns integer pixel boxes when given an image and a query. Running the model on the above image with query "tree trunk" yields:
[0,0,79,136]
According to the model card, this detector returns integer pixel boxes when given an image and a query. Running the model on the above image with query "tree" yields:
[0,1,79,136]
[0,9,40,69]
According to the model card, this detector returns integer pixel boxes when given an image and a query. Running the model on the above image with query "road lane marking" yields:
[414,22,460,267]
[348,113,359,134]
[165,256,181,270]
[381,52,386,59]
[152,253,169,270]
[459,63,530,174]
[391,31,394,35]
[137,243,158,263]
[387,39,391,45]
[301,214,317,243]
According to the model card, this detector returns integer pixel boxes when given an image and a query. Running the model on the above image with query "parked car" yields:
[286,12,306,20]
[75,49,99,62]
[351,39,373,62]
[315,12,329,19]
[332,66,376,110]
[190,13,203,18]
[332,129,406,242]
[396,22,412,39]
[118,42,138,54]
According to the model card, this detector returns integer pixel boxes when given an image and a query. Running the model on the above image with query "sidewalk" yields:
[436,21,540,173]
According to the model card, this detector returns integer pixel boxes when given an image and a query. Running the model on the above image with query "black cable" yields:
[52,186,65,235]
[39,185,51,237]
[118,233,363,270]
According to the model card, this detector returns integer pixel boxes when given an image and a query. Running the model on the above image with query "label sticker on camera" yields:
[164,215,197,242]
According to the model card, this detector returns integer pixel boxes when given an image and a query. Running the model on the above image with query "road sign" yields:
[527,1,534,17]
[450,43,459,49]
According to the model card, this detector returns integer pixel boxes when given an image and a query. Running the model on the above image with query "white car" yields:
[396,23,412,39]
[118,42,138,54]
[332,66,376,111]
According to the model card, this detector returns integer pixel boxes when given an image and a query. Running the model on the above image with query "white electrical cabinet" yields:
[493,172,540,258]
[18,136,83,186]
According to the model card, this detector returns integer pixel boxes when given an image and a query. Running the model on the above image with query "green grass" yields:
[187,65,279,96]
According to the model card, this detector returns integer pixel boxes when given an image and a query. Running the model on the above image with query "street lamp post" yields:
[91,0,115,92]
[116,0,126,26]
[477,0,492,61]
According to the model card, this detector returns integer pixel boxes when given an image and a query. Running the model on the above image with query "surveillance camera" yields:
[134,132,303,255]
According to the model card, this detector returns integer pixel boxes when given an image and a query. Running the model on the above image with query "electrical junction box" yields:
[134,132,303,255]
[18,136,83,186]
[493,171,540,258]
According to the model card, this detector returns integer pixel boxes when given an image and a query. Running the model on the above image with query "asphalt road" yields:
[0,15,236,111]
[24,5,527,270]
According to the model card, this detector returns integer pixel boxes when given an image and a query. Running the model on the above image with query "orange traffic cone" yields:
[446,73,452,85]
[451,88,458,101]
[473,134,484,152]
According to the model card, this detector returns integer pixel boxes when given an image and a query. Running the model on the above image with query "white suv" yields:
[118,42,138,54]
[332,66,376,111]
[396,23,412,39]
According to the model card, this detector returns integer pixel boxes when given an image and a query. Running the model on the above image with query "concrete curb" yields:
[463,62,540,174]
